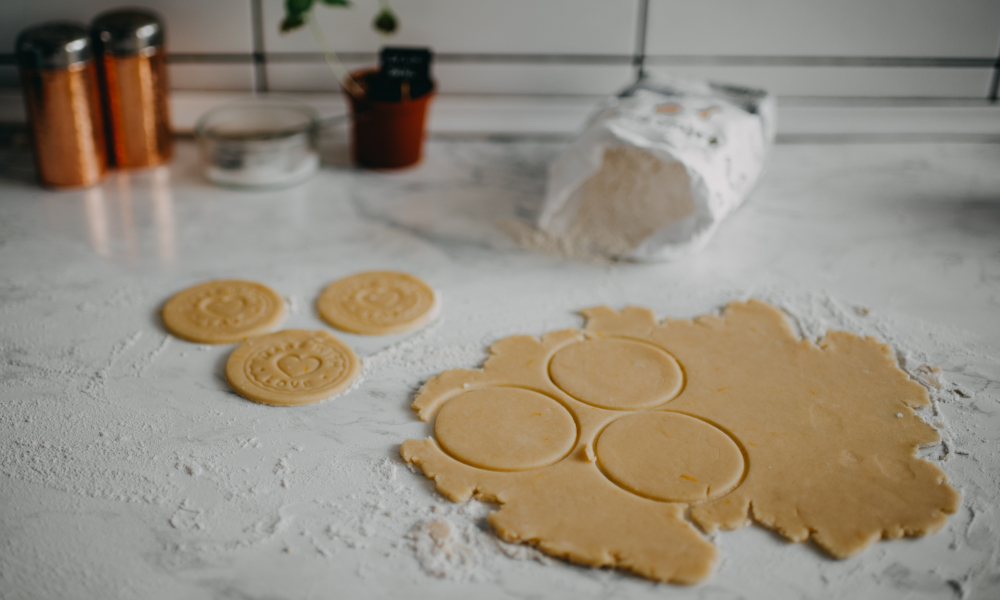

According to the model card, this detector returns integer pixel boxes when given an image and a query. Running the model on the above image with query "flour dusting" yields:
[1,284,997,595]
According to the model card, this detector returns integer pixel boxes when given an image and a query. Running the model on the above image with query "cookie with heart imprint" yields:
[317,270,438,335]
[162,279,286,344]
[225,329,361,406]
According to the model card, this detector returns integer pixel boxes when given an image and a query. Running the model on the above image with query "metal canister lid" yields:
[16,22,92,70]
[91,9,164,56]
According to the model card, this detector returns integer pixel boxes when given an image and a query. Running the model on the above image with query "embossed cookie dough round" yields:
[225,329,361,406]
[162,280,286,344]
[317,271,438,335]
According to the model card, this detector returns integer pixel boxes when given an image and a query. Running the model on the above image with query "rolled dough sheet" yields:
[400,299,960,584]
[225,329,360,406]
[161,279,286,344]
[317,271,438,335]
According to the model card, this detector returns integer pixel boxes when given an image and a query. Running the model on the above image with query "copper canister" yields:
[92,9,172,169]
[16,22,107,188]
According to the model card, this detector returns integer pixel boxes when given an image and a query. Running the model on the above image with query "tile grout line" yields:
[778,132,1000,144]
[990,61,999,103]
[989,17,1000,102]
[265,52,629,64]
[989,32,1000,102]
[634,0,651,81]
[642,55,997,68]
[250,0,269,93]
[428,132,1000,143]
[0,52,997,68]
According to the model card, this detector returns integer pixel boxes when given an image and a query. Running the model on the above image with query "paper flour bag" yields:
[537,75,776,261]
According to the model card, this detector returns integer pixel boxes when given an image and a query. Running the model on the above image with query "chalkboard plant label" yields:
[281,0,435,168]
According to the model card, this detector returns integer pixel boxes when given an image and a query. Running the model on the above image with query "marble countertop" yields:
[1,129,999,599]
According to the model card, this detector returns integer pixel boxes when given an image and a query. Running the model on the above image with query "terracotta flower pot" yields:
[346,69,434,169]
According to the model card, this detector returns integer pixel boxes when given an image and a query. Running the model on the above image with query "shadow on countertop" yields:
[0,122,36,185]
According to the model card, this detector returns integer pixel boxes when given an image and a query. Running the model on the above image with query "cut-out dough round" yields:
[434,388,577,471]
[225,329,361,406]
[317,271,438,335]
[596,411,745,503]
[162,279,286,344]
[549,338,683,410]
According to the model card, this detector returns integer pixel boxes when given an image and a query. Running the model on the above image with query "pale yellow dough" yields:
[162,279,286,344]
[317,271,438,335]
[596,411,744,503]
[549,338,683,409]
[434,388,577,472]
[400,300,960,584]
[225,329,360,406]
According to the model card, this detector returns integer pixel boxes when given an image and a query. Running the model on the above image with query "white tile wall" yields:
[169,64,256,91]
[430,64,635,96]
[0,0,998,100]
[262,0,641,55]
[4,87,999,138]
[1,0,254,54]
[264,60,375,93]
[645,0,1000,58]
[0,63,255,91]
[644,65,995,98]
[266,62,635,96]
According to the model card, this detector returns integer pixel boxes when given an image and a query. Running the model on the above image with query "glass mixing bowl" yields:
[195,103,319,190]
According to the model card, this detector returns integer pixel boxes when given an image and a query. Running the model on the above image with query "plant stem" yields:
[307,13,364,98]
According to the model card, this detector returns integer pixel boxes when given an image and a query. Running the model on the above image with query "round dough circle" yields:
[596,412,744,503]
[549,338,684,410]
[317,271,438,335]
[225,329,361,406]
[434,388,577,472]
[162,280,286,344]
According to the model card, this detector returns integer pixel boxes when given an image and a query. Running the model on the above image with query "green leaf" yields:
[285,0,314,16]
[280,13,305,32]
[319,0,352,6]
[281,0,314,33]
[373,8,398,34]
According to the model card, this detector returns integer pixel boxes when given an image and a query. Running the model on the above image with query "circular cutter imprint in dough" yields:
[596,411,745,503]
[433,388,578,471]
[225,329,361,406]
[162,279,286,344]
[317,271,438,335]
[549,338,684,410]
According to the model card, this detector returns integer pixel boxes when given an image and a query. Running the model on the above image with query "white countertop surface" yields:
[1,127,999,599]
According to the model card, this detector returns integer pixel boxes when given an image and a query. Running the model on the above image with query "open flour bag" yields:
[537,75,776,261]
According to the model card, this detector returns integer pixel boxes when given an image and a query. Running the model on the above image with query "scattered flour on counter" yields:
[409,518,484,580]
[501,218,613,264]
[88,330,143,397]
[407,501,551,581]
[1,285,998,596]
[306,319,485,411]
[361,318,486,382]
[132,334,171,377]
